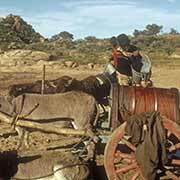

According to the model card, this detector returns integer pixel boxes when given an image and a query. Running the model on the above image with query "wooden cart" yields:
[0,83,179,179]
[104,84,180,180]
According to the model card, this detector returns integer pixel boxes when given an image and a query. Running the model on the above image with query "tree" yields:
[84,36,97,42]
[133,24,163,37]
[163,45,175,56]
[50,31,74,42]
[169,28,179,35]
[133,29,141,37]
[59,31,74,40]
[145,24,163,35]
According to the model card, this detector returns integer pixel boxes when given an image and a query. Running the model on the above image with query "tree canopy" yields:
[133,24,163,37]
[169,28,179,35]
[50,31,74,42]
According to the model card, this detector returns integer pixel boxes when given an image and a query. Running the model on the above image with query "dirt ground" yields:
[0,65,179,94]
[0,65,179,179]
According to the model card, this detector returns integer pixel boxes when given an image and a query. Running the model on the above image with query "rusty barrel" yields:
[110,84,180,129]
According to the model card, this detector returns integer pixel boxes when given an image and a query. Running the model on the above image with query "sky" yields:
[0,0,180,39]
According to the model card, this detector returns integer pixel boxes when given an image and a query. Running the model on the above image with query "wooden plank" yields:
[0,112,88,136]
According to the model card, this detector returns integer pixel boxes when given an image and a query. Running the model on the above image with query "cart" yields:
[0,83,179,179]
[104,84,180,180]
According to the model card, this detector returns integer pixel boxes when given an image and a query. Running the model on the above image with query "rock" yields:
[3,49,32,58]
[16,60,27,66]
[52,63,65,69]
[94,64,102,69]
[36,60,61,66]
[170,53,180,58]
[30,51,51,61]
[87,63,94,69]
[0,14,45,43]
[0,50,52,66]
[0,59,17,66]
[8,42,17,49]
[36,60,48,66]
[72,62,78,68]
[64,61,74,67]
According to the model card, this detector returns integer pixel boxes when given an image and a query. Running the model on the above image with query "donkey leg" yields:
[24,130,30,148]
[15,126,25,149]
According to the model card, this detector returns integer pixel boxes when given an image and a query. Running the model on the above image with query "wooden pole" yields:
[0,112,88,136]
[41,65,45,94]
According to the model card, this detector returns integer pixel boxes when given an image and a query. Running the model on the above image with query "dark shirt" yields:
[126,44,138,52]
[117,57,132,76]
[117,44,143,74]
[130,56,143,72]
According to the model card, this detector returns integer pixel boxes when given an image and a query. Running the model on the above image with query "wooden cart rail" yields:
[0,112,89,136]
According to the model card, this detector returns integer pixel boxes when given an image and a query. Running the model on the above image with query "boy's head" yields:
[117,34,130,48]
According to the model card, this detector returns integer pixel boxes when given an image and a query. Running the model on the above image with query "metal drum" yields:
[110,84,180,129]
[119,85,180,122]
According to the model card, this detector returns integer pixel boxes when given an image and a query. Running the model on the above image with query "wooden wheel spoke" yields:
[168,142,180,152]
[115,151,136,160]
[165,170,179,180]
[131,168,142,180]
[171,159,180,165]
[116,162,138,173]
[114,153,122,163]
[114,152,136,164]
[121,137,136,152]
[104,119,180,180]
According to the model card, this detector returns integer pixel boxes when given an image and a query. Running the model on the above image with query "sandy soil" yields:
[151,66,180,89]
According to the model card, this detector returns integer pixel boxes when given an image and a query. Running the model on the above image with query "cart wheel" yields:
[104,118,180,180]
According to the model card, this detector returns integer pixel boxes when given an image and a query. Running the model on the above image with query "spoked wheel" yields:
[104,118,180,180]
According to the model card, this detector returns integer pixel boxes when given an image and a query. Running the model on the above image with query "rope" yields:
[20,103,39,119]
[11,103,40,130]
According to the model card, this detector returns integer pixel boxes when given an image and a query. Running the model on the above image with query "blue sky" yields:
[0,0,180,39]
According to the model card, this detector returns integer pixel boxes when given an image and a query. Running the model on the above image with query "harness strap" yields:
[11,94,25,128]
